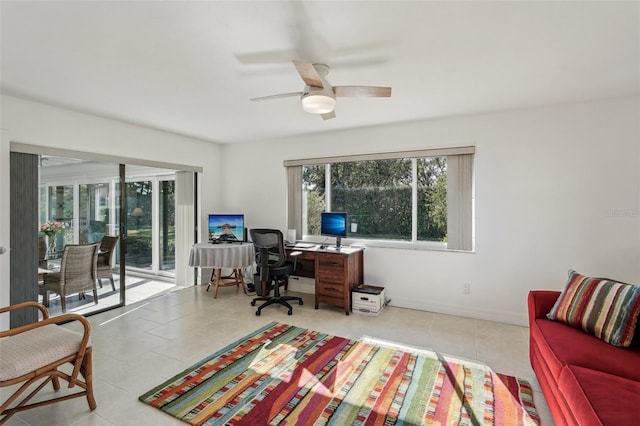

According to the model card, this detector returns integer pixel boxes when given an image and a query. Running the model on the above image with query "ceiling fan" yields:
[250,60,392,120]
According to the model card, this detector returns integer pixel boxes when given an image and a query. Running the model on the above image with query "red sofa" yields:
[528,290,640,426]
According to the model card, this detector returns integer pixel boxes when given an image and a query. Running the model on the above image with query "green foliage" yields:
[303,157,448,241]
[306,191,325,235]
[303,165,326,235]
[417,157,447,241]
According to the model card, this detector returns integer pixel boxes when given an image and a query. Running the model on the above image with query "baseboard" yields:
[389,296,528,326]
[284,280,528,326]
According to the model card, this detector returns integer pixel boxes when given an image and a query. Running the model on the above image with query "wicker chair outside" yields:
[41,243,100,313]
[96,236,118,291]
[38,236,48,268]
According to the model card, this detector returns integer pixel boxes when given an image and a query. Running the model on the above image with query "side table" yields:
[189,243,255,298]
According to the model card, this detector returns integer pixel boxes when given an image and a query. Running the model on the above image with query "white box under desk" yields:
[352,286,385,314]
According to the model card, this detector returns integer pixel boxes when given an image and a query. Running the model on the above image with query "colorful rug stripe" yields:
[140,322,540,425]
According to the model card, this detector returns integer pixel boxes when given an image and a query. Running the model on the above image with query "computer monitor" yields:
[320,212,348,248]
[208,214,244,243]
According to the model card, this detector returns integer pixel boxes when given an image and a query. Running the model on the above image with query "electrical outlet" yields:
[463,283,471,294]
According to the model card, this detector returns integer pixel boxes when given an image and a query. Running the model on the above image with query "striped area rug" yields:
[139,322,539,425]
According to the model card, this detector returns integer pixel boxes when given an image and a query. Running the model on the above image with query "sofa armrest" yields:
[528,290,561,324]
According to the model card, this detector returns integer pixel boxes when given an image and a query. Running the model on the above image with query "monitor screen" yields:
[208,214,244,242]
[321,212,348,238]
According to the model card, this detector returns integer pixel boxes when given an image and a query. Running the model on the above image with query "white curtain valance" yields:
[283,146,475,167]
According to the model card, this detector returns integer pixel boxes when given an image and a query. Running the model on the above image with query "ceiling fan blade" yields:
[293,60,324,88]
[333,86,392,98]
[321,110,336,120]
[250,92,302,102]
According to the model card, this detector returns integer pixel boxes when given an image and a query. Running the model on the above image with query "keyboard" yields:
[286,243,315,249]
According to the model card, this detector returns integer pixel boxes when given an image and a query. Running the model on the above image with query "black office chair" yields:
[250,229,303,316]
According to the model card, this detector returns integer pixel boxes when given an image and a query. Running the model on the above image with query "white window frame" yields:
[285,146,475,252]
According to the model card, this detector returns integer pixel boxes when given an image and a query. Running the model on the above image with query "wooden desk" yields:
[287,245,364,315]
[189,243,255,298]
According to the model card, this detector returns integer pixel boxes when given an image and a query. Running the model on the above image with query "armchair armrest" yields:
[288,251,302,272]
[527,291,561,325]
[0,301,49,321]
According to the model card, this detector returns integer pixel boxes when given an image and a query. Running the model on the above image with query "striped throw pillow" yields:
[547,270,640,347]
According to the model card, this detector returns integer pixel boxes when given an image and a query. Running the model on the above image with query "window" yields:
[126,180,152,269]
[159,179,175,271]
[78,182,112,244]
[39,168,179,274]
[45,185,75,250]
[286,147,474,251]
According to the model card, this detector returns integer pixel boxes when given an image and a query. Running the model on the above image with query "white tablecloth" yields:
[188,243,255,269]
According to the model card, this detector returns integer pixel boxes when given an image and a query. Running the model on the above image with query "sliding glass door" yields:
[19,148,196,319]
[39,160,181,316]
[39,160,122,315]
[125,174,176,276]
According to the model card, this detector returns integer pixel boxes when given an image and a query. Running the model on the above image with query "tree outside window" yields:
[302,157,448,242]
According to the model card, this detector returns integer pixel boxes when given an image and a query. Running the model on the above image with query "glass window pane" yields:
[416,157,447,242]
[78,183,111,244]
[159,180,175,271]
[47,185,74,250]
[126,181,152,270]
[302,165,326,236]
[331,159,412,241]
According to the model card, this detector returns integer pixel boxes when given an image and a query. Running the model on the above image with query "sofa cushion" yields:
[558,365,640,426]
[547,270,640,347]
[532,318,640,382]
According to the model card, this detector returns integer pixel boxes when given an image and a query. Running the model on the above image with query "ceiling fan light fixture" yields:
[301,94,336,114]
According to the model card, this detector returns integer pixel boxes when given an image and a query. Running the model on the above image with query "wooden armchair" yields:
[96,235,118,291]
[41,243,100,313]
[0,302,96,424]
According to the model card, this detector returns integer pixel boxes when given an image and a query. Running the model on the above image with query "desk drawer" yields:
[317,267,345,284]
[318,253,344,267]
[317,255,344,283]
[318,294,346,308]
[317,281,344,296]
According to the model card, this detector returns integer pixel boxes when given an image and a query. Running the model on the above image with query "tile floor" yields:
[2,285,554,425]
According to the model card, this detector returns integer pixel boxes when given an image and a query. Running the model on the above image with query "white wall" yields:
[221,97,640,325]
[2,95,638,326]
[0,95,223,304]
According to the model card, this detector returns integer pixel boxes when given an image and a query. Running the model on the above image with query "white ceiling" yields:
[1,1,638,144]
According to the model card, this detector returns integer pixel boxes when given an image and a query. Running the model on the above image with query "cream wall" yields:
[221,97,640,325]
[0,95,223,323]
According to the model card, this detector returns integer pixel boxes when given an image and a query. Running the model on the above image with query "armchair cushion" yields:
[547,270,640,347]
[1,324,91,381]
